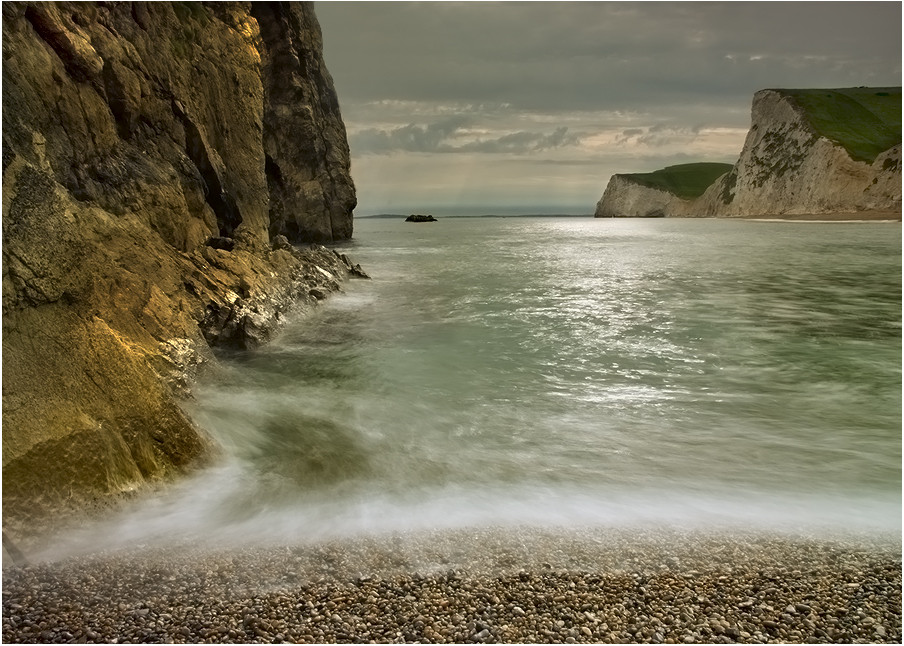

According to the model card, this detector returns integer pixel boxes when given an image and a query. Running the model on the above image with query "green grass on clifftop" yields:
[779,87,901,163]
[620,163,734,200]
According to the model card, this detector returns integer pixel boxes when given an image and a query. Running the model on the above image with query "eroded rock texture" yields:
[2,1,358,540]
[253,3,356,243]
[700,89,901,216]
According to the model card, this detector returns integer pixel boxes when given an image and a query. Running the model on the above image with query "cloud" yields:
[318,2,901,114]
[350,119,581,155]
[350,116,471,154]
[456,126,580,153]
[612,124,709,148]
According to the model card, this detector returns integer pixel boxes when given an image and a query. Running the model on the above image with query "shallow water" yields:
[47,217,903,554]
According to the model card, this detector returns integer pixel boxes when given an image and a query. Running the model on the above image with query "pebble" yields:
[1,527,900,643]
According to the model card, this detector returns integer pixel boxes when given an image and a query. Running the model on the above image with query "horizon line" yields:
[356,213,595,219]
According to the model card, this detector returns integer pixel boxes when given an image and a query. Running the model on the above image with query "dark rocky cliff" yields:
[2,1,359,541]
[253,4,355,242]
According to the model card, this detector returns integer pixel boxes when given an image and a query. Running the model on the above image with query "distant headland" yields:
[596,87,902,219]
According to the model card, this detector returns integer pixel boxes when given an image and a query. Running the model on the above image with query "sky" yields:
[314,1,902,215]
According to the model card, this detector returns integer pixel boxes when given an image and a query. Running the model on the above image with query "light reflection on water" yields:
[52,218,903,552]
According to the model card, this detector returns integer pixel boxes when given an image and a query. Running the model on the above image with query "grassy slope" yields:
[778,87,901,163]
[619,163,734,200]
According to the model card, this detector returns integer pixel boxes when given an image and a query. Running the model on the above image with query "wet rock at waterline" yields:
[406,214,439,222]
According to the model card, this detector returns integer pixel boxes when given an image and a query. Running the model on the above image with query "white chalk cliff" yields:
[596,88,901,218]
[595,176,695,218]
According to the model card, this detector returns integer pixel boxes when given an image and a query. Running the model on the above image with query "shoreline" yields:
[3,527,900,643]
[737,211,902,222]
[591,212,902,222]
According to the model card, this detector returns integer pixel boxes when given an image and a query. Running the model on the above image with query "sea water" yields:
[52,217,904,550]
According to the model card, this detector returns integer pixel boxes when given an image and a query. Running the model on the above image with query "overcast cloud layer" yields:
[315,1,902,215]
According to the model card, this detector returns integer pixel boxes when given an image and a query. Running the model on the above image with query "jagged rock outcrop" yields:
[2,1,359,541]
[595,88,901,218]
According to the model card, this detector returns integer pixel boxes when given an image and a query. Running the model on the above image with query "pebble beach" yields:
[2,527,900,644]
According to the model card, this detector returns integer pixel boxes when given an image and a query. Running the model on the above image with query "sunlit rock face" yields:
[1,1,356,539]
[700,89,901,217]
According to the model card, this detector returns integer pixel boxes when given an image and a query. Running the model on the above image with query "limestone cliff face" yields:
[699,90,901,216]
[595,88,901,218]
[2,1,359,539]
[594,176,692,218]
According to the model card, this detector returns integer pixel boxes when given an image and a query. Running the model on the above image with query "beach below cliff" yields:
[739,210,902,221]
[3,527,900,644]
